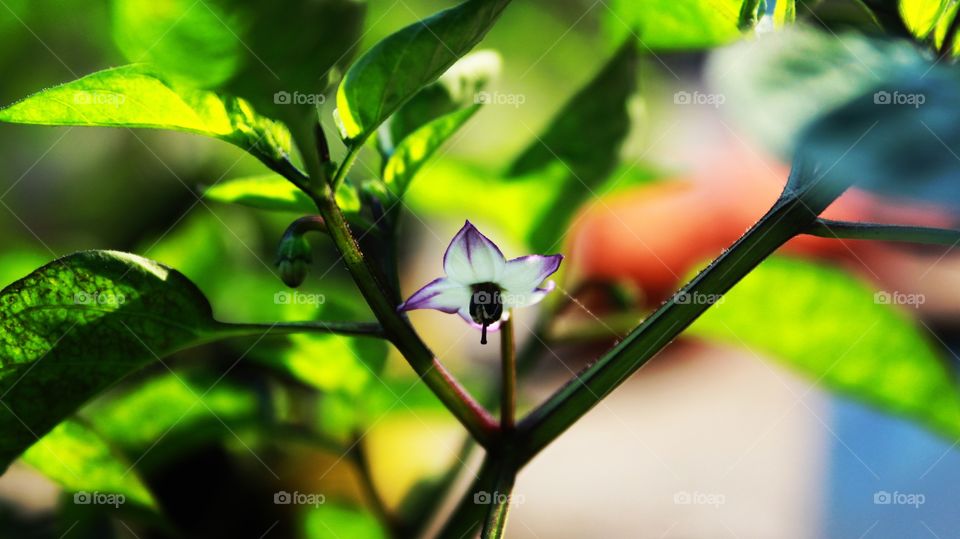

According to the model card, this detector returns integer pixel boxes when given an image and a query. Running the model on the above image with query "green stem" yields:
[215,320,386,338]
[514,187,841,465]
[500,314,516,430]
[436,456,506,539]
[804,218,960,245]
[480,465,516,539]
[292,129,499,448]
[332,143,363,190]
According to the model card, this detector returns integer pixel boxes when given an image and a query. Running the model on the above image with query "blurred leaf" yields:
[0,250,293,469]
[335,0,511,143]
[378,50,501,157]
[85,370,259,459]
[707,26,928,157]
[507,41,638,251]
[22,419,156,509]
[0,65,293,168]
[604,0,742,49]
[111,0,365,120]
[304,503,387,539]
[203,174,362,215]
[792,67,960,209]
[689,257,960,439]
[383,105,479,196]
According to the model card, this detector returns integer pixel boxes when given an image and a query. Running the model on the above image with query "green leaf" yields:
[378,50,501,157]
[900,0,950,39]
[707,27,928,157]
[0,250,291,470]
[0,65,293,169]
[21,419,157,509]
[689,257,960,439]
[383,105,479,196]
[506,41,639,251]
[792,67,960,209]
[335,0,511,143]
[304,503,387,539]
[203,173,362,215]
[604,0,742,49]
[111,0,365,120]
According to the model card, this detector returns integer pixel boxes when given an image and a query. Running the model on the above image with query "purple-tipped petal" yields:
[443,221,506,284]
[503,281,555,309]
[499,254,563,297]
[398,277,471,314]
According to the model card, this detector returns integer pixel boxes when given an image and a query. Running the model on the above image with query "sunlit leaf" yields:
[792,67,960,209]
[604,0,742,49]
[0,65,293,169]
[336,0,511,143]
[689,257,960,439]
[0,250,292,469]
[383,105,479,196]
[378,50,501,157]
[204,175,316,213]
[900,0,950,39]
[21,419,157,509]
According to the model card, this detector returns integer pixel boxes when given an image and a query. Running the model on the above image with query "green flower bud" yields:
[276,233,312,288]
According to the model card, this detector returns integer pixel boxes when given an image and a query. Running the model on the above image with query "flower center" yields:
[469,282,503,345]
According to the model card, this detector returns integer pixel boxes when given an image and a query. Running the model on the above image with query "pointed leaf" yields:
[335,0,511,143]
[0,65,293,169]
[203,173,362,214]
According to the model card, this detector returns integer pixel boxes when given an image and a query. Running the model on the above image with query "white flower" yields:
[399,221,563,344]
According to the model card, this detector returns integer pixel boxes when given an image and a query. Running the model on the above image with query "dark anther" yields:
[469,282,503,345]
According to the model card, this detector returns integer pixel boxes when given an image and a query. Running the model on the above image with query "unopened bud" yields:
[276,233,312,288]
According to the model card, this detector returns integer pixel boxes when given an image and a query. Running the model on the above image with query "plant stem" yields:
[332,143,363,189]
[480,464,516,539]
[215,320,386,338]
[292,128,499,448]
[804,218,960,245]
[514,188,841,465]
[500,313,516,430]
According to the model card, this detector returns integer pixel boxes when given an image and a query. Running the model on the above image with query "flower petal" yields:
[504,281,555,309]
[499,254,563,295]
[398,277,471,313]
[443,221,506,284]
[457,306,504,332]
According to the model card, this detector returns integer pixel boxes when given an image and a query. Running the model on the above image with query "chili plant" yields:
[1,0,960,537]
